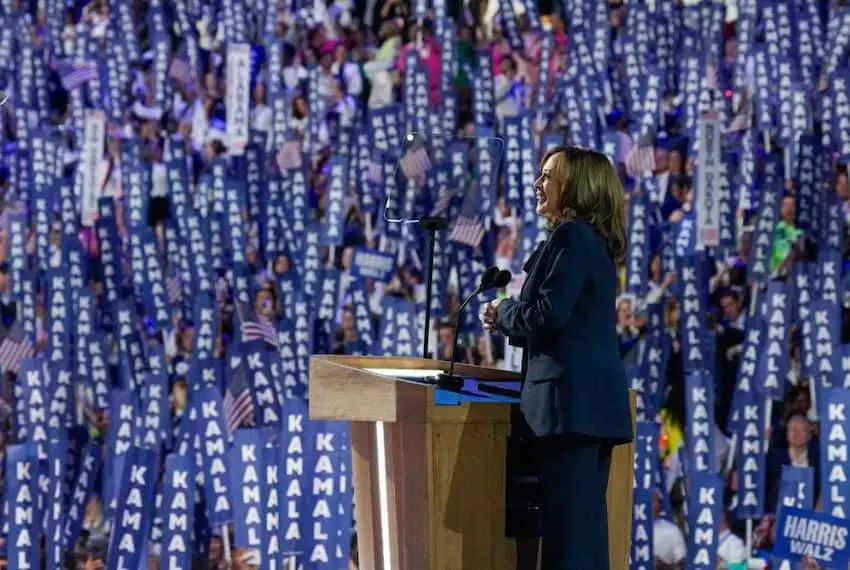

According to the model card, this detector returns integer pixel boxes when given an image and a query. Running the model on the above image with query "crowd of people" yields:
[0,0,848,567]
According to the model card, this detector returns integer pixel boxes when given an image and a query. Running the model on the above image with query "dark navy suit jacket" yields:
[495,221,633,443]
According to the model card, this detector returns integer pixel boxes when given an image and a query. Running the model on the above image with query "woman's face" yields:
[838,173,850,199]
[179,328,194,353]
[173,382,188,412]
[666,303,680,329]
[669,150,684,173]
[616,301,633,325]
[255,291,272,317]
[653,148,669,172]
[787,417,810,448]
[341,247,354,270]
[534,154,563,220]
[274,254,290,275]
[780,196,796,224]
[649,255,661,280]
[253,83,265,103]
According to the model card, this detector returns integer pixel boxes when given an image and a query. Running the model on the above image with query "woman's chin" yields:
[535,202,548,216]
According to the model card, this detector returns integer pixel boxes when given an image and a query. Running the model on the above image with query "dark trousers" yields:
[534,434,613,570]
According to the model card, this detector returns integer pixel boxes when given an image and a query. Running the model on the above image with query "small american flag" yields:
[166,276,182,305]
[399,146,432,180]
[276,141,303,171]
[223,362,255,434]
[58,60,98,91]
[236,301,279,348]
[168,57,193,85]
[430,188,457,217]
[448,215,486,248]
[624,144,656,178]
[447,181,486,247]
[0,201,27,230]
[0,322,34,375]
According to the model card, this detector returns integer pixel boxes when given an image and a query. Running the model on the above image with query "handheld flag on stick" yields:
[276,140,303,171]
[223,363,255,434]
[448,183,486,248]
[57,60,98,91]
[399,140,432,180]
[166,275,182,305]
[0,322,34,374]
[624,144,656,178]
[449,216,486,247]
[235,300,279,348]
[430,187,458,218]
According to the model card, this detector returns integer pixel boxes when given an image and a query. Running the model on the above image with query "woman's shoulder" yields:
[549,219,598,248]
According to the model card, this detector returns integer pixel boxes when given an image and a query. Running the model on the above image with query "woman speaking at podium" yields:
[480,146,633,570]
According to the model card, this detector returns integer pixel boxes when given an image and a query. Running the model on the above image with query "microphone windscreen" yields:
[478,266,500,289]
[493,270,512,288]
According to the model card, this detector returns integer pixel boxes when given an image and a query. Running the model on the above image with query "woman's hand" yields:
[480,299,503,330]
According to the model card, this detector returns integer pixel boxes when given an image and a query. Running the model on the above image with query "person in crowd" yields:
[494,54,523,127]
[332,42,365,100]
[716,504,748,566]
[334,306,362,354]
[616,294,642,361]
[771,194,803,276]
[661,174,692,221]
[653,486,686,570]
[395,20,441,104]
[494,227,516,270]
[436,319,461,362]
[81,496,110,549]
[717,289,746,333]
[249,82,272,136]
[645,254,676,306]
[765,412,821,514]
[363,21,402,109]
[0,263,15,327]
[837,167,850,222]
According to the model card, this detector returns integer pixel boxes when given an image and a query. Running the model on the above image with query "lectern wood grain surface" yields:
[309,355,635,570]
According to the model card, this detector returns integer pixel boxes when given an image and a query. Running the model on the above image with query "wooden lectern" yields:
[309,355,635,570]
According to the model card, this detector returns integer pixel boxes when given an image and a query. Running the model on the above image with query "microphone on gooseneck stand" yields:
[433,267,512,391]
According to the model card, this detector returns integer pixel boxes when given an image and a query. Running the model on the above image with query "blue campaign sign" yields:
[350,247,396,283]
[774,507,850,567]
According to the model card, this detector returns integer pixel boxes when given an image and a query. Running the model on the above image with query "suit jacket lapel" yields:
[522,241,546,273]
[520,241,547,300]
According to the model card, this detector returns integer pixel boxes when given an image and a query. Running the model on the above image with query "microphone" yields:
[476,266,501,293]
[492,269,512,289]
[433,266,513,390]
